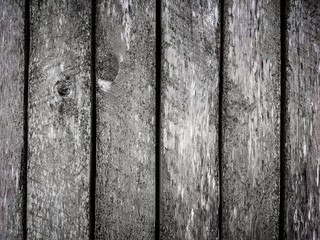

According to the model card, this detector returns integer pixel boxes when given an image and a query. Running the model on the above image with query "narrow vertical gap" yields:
[22,0,30,239]
[279,0,288,239]
[90,0,97,239]
[218,0,225,239]
[155,0,162,239]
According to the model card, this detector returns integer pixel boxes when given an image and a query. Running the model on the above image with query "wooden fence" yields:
[0,0,319,239]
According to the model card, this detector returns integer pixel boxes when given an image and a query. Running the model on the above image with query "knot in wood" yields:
[56,76,72,97]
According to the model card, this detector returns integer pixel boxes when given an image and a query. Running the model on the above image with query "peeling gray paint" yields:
[1,1,320,239]
[285,0,320,239]
[222,0,281,238]
[0,1,24,239]
[95,0,155,239]
[27,1,91,239]
[160,0,220,239]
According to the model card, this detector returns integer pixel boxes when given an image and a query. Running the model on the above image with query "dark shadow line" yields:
[89,0,97,239]
[279,0,288,239]
[218,0,225,239]
[22,0,30,239]
[155,0,162,239]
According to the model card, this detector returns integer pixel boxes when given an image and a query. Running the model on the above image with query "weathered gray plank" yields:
[160,0,220,239]
[95,1,155,239]
[285,0,320,238]
[27,1,91,239]
[0,0,24,239]
[222,0,280,238]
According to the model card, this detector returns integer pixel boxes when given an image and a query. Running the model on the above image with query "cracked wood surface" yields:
[285,0,320,239]
[160,0,220,239]
[27,1,91,239]
[95,0,155,239]
[222,0,281,238]
[0,1,24,239]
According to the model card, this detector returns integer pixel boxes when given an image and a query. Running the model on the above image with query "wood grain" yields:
[222,0,281,238]
[0,0,24,239]
[27,1,91,238]
[95,1,155,239]
[285,0,320,238]
[160,0,220,239]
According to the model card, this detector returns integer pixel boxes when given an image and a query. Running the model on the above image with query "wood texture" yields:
[0,1,24,239]
[285,0,320,238]
[222,0,280,238]
[95,1,155,239]
[160,0,220,239]
[27,1,91,238]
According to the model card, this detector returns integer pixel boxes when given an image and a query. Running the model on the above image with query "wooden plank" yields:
[222,0,280,238]
[284,0,320,238]
[95,1,155,238]
[27,1,91,238]
[0,0,24,239]
[160,0,220,238]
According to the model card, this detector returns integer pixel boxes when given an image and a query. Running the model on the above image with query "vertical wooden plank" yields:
[95,1,155,239]
[222,0,280,238]
[27,1,91,239]
[285,0,320,238]
[160,0,220,238]
[0,1,24,239]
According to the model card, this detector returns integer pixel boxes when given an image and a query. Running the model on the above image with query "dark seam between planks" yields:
[90,0,97,239]
[279,0,288,239]
[22,0,30,239]
[155,0,162,239]
[218,0,225,239]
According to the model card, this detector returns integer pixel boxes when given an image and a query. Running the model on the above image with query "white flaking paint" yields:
[98,79,113,92]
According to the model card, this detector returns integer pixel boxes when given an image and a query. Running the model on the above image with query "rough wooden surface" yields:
[222,0,281,238]
[95,1,155,239]
[0,1,24,239]
[160,0,220,239]
[27,1,91,239]
[285,0,320,239]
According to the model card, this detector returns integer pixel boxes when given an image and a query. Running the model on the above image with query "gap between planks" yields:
[90,0,97,239]
[22,0,30,239]
[155,0,162,239]
[279,0,288,238]
[218,0,225,239]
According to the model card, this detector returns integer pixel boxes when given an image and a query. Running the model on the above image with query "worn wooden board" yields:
[160,0,220,239]
[95,1,155,239]
[0,0,24,239]
[222,0,281,238]
[27,1,91,239]
[284,0,320,239]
